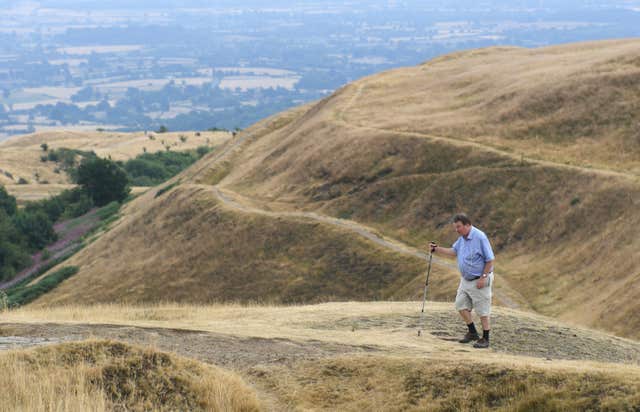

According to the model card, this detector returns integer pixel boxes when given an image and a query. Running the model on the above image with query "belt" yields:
[464,273,492,281]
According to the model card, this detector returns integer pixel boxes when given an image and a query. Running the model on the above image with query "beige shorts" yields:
[455,273,493,316]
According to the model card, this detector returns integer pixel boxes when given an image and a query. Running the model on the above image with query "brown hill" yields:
[32,39,640,339]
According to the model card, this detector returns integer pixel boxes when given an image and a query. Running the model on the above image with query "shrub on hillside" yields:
[45,148,98,180]
[12,209,57,251]
[123,149,210,186]
[25,187,93,222]
[0,209,31,282]
[6,266,79,306]
[0,186,17,216]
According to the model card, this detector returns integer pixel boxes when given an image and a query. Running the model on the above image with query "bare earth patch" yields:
[0,323,381,370]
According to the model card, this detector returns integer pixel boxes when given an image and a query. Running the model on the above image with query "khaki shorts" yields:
[455,273,493,316]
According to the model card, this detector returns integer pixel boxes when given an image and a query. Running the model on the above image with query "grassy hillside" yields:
[32,184,458,305]
[340,39,640,175]
[210,39,640,338]
[0,129,230,201]
[27,39,640,340]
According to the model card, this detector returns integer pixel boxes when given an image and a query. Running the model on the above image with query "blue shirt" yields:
[452,226,495,280]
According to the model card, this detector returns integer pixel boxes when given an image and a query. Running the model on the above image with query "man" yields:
[429,213,495,348]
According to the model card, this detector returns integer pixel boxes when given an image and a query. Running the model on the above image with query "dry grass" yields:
[0,340,261,412]
[5,302,640,366]
[256,356,640,411]
[3,302,640,410]
[29,185,451,306]
[0,129,231,187]
[338,39,640,175]
[4,184,149,204]
[203,39,640,339]
[214,111,640,336]
[11,39,640,343]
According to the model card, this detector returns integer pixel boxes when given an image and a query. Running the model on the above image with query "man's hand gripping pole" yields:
[417,241,436,337]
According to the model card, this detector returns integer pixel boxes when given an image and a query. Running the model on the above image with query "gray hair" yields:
[452,213,472,226]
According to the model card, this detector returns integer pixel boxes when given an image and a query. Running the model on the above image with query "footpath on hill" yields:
[197,183,525,310]
[1,302,640,367]
[337,83,640,182]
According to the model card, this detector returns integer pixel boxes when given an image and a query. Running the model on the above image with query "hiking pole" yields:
[417,246,434,337]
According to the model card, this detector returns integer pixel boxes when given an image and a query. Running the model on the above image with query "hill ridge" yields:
[336,83,639,182]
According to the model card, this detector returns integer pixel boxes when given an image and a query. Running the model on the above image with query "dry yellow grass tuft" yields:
[0,340,261,412]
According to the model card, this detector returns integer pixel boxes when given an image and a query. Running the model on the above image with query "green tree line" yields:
[0,145,212,282]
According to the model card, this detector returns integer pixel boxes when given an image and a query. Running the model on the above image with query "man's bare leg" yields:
[459,309,473,324]
[480,316,490,331]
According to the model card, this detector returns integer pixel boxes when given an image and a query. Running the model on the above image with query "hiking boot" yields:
[458,332,480,343]
[473,338,490,349]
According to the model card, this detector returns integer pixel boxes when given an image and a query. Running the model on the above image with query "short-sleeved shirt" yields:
[452,226,495,280]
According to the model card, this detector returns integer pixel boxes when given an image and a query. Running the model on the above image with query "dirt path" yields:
[2,304,640,366]
[195,184,525,309]
[337,83,639,182]
[0,322,379,370]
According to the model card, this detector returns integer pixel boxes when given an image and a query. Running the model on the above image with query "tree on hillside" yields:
[0,210,31,281]
[0,186,17,216]
[76,158,130,206]
[12,210,57,251]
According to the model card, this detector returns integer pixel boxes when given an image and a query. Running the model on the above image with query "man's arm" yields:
[429,242,456,257]
[477,259,495,289]
[482,259,494,275]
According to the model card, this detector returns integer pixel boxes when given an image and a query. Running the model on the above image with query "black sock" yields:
[467,323,477,334]
[483,330,490,340]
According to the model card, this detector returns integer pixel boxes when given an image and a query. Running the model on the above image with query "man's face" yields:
[454,221,472,237]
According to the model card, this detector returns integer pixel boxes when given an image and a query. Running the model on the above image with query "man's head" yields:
[452,213,472,237]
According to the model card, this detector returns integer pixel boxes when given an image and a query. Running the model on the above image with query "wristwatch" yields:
[481,273,488,278]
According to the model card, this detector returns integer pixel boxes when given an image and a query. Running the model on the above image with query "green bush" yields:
[76,157,130,206]
[0,209,31,282]
[123,149,209,187]
[24,187,94,222]
[95,201,120,221]
[12,210,57,251]
[196,146,211,157]
[0,186,17,216]
[6,266,79,306]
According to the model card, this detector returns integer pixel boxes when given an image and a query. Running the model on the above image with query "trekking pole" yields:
[417,247,434,337]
